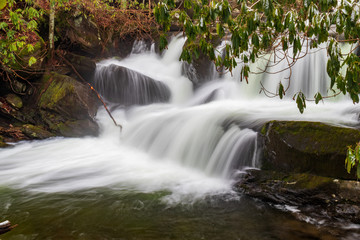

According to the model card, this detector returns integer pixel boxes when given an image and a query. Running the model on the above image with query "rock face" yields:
[261,121,360,180]
[38,72,99,137]
[94,64,171,105]
[182,54,218,87]
[61,12,102,57]
[63,52,97,82]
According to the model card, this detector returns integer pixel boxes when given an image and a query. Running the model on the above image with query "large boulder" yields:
[56,52,97,82]
[38,72,99,137]
[94,64,171,105]
[58,11,102,57]
[261,121,360,180]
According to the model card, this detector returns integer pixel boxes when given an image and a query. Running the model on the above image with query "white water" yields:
[0,35,359,203]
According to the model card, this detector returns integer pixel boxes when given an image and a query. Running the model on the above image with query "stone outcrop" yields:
[37,72,99,137]
[237,169,360,225]
[94,64,171,105]
[60,11,103,57]
[260,121,360,180]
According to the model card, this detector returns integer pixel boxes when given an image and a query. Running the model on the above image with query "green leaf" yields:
[314,92,322,104]
[252,34,259,48]
[27,44,34,53]
[0,21,8,30]
[295,92,306,113]
[0,0,6,10]
[216,23,224,38]
[9,42,17,51]
[159,35,168,51]
[355,145,360,163]
[28,56,37,67]
[278,82,285,99]
[357,163,360,179]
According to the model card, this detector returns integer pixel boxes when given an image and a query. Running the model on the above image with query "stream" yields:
[1,35,360,239]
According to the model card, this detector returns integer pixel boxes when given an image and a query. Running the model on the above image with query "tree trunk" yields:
[49,0,55,57]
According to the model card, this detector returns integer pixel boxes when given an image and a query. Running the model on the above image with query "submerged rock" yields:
[261,121,360,180]
[38,72,99,137]
[94,64,171,105]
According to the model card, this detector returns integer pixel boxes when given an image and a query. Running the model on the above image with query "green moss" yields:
[267,121,360,154]
[5,93,23,109]
[19,37,44,57]
[260,124,268,135]
[39,73,75,109]
[21,124,55,139]
[283,173,334,190]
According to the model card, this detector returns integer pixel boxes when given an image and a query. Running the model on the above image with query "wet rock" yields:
[261,121,360,180]
[237,169,360,224]
[63,52,97,82]
[94,64,171,105]
[21,124,55,139]
[54,119,99,137]
[0,136,8,148]
[182,54,218,87]
[38,72,99,137]
[5,94,23,109]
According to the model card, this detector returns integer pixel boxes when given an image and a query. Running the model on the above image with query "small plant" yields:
[345,143,360,179]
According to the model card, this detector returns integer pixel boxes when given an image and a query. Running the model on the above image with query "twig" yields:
[55,51,122,130]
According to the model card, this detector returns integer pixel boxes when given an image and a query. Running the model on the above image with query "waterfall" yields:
[122,104,259,179]
[0,34,358,201]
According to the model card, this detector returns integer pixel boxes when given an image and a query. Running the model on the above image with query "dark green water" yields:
[0,188,358,240]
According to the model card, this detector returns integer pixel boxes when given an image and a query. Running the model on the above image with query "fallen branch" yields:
[0,220,18,235]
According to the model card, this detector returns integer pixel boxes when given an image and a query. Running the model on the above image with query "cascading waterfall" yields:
[0,34,359,203]
[122,105,259,179]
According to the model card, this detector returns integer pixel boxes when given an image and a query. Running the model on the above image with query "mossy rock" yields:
[0,136,8,148]
[38,72,98,119]
[37,72,99,137]
[261,121,360,180]
[21,124,55,139]
[5,94,23,109]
